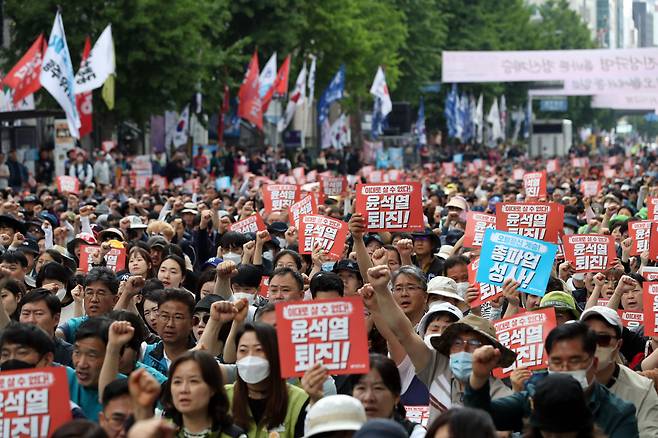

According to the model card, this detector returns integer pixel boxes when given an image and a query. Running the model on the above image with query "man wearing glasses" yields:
[581,306,658,436]
[465,321,639,438]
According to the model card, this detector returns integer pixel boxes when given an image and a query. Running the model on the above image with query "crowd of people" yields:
[0,139,657,438]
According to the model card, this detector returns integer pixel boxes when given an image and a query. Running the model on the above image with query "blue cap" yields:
[202,257,222,270]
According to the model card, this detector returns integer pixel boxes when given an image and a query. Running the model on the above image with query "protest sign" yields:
[229,214,267,235]
[512,168,525,181]
[618,310,643,330]
[629,220,652,256]
[523,171,547,200]
[319,175,348,201]
[650,222,658,261]
[79,245,126,273]
[0,366,72,437]
[648,197,658,222]
[468,257,503,306]
[496,202,563,243]
[643,282,658,337]
[151,175,168,191]
[299,215,349,260]
[259,276,269,297]
[580,180,602,197]
[477,229,557,297]
[292,167,305,184]
[603,166,616,179]
[276,297,370,377]
[183,178,200,194]
[463,212,496,248]
[641,266,658,281]
[571,158,588,168]
[368,170,383,183]
[563,234,615,273]
[492,308,557,378]
[262,184,300,213]
[289,195,318,228]
[405,406,430,428]
[442,162,456,177]
[55,175,79,194]
[546,159,559,174]
[355,182,424,232]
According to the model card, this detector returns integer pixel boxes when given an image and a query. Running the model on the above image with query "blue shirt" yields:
[58,316,89,344]
[66,366,103,422]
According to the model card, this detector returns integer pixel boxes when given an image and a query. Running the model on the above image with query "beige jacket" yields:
[610,364,658,438]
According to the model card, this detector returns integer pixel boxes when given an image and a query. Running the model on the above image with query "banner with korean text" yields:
[463,212,496,248]
[563,235,615,273]
[230,214,267,234]
[79,245,126,273]
[289,195,318,228]
[468,257,503,306]
[629,221,652,256]
[355,182,423,232]
[496,202,563,243]
[523,171,546,200]
[299,215,349,259]
[643,282,658,337]
[262,184,300,213]
[56,176,79,194]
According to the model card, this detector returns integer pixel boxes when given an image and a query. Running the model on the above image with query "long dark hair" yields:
[426,407,496,438]
[161,350,233,431]
[232,322,288,430]
[128,246,154,278]
[349,353,404,418]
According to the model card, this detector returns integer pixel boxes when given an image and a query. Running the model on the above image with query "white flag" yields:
[74,24,115,94]
[259,52,277,98]
[278,62,307,132]
[486,97,502,144]
[370,66,392,116]
[329,113,350,149]
[40,12,80,138]
[500,94,507,140]
[173,105,190,147]
[475,94,483,144]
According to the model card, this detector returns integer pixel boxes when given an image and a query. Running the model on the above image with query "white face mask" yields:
[595,345,616,369]
[424,333,441,348]
[56,288,67,301]
[233,292,255,306]
[455,282,469,298]
[548,360,592,390]
[236,355,270,384]
[263,250,274,262]
[223,252,242,264]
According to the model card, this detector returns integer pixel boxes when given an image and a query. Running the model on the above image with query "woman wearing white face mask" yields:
[226,322,309,438]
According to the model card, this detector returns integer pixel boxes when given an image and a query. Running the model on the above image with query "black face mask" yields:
[0,359,36,371]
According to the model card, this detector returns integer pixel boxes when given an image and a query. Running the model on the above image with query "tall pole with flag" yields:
[278,61,307,133]
[303,55,316,149]
[370,66,392,140]
[238,51,263,130]
[415,96,427,147]
[318,65,345,148]
[75,37,93,138]
[2,34,45,104]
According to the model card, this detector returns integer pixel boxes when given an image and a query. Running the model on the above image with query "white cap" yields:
[418,302,464,337]
[580,306,623,336]
[304,395,367,437]
[427,276,464,303]
[127,215,147,229]
[437,245,454,260]
[181,202,199,214]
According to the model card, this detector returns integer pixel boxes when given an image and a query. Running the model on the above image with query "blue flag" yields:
[523,100,531,139]
[444,84,458,138]
[415,96,427,146]
[318,65,346,147]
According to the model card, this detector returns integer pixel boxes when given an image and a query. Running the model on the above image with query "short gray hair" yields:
[391,265,427,292]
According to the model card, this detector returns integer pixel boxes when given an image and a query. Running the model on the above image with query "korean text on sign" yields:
[275,297,370,377]
[0,367,71,437]
[299,215,349,260]
[563,235,615,273]
[229,214,267,235]
[355,182,423,232]
[643,282,658,337]
[262,184,300,213]
[493,308,557,378]
[289,195,318,229]
[78,245,126,273]
[55,176,79,194]
[523,171,546,199]
[648,197,658,222]
[629,221,652,256]
[618,310,643,330]
[463,212,496,248]
[320,176,348,200]
[496,202,563,243]
[468,257,503,306]
[477,229,557,297]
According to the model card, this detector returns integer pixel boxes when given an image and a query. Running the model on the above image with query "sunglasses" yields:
[595,333,617,347]
[193,314,210,326]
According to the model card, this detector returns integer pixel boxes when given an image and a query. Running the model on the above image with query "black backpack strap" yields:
[222,424,246,438]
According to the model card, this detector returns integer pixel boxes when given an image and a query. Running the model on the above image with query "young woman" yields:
[349,354,425,437]
[128,247,154,279]
[0,277,24,322]
[33,249,63,278]
[227,322,308,437]
[162,350,244,438]
[158,255,186,289]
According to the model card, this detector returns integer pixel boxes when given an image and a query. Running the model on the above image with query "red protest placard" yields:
[319,176,348,202]
[299,215,349,260]
[556,231,565,260]
[468,257,503,306]
[642,267,658,281]
[151,175,168,191]
[56,176,79,194]
[523,172,546,200]
[648,198,658,222]
[650,222,658,261]
[368,170,383,183]
[546,159,559,174]
[387,169,403,182]
[355,182,424,232]
[183,178,200,193]
[0,366,72,437]
[563,235,615,273]
[580,181,602,197]
[262,184,300,213]
[442,162,456,177]
[571,157,588,168]
[496,202,563,243]
[289,195,318,229]
[643,282,658,336]
[629,220,652,256]
[603,166,615,179]
[512,168,525,180]
[618,310,643,330]
[292,167,305,184]
[230,214,267,235]
[259,276,269,297]
[463,212,496,248]
[492,308,557,378]
[275,297,370,378]
[79,245,126,273]
[624,159,634,175]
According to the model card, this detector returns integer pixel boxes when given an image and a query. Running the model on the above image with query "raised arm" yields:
[213,261,237,300]
[99,321,134,402]
[349,213,373,281]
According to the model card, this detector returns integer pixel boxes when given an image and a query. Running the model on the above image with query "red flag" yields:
[262,54,291,111]
[238,51,263,130]
[2,34,46,103]
[218,84,229,144]
[75,37,93,138]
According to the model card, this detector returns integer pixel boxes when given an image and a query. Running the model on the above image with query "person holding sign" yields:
[465,322,639,437]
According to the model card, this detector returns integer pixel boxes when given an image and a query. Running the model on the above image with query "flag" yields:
[487,97,502,143]
[194,92,202,114]
[318,65,346,146]
[415,96,427,146]
[259,52,277,99]
[444,84,458,138]
[370,66,392,140]
[305,55,316,135]
[238,51,263,130]
[173,104,190,147]
[2,34,46,104]
[475,94,484,143]
[75,37,93,138]
[40,12,80,138]
[74,24,115,94]
[278,62,307,132]
[523,100,532,139]
[102,73,114,109]
[262,54,290,112]
[500,94,507,140]
[455,94,467,141]
[218,84,229,144]
[330,113,350,149]
[512,107,525,142]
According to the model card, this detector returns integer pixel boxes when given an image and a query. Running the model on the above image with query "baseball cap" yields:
[437,245,454,260]
[304,395,366,438]
[426,276,464,303]
[181,202,198,215]
[580,305,622,337]
[19,239,40,255]
[540,291,581,319]
[332,259,360,275]
[202,256,222,270]
[147,235,168,249]
[127,215,147,229]
[194,295,224,313]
